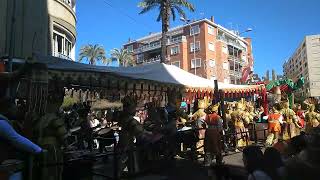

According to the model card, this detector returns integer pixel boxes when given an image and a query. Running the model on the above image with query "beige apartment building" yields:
[0,0,77,61]
[283,35,320,97]
[123,17,254,84]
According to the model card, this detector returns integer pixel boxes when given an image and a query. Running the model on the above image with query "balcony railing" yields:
[229,70,242,78]
[168,36,187,45]
[144,55,161,64]
[133,36,186,54]
[228,56,245,66]
[53,52,73,61]
[58,0,76,12]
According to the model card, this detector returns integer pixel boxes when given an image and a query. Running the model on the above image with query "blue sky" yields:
[76,0,320,77]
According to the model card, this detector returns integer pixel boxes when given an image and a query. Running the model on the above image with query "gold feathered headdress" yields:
[198,99,206,109]
[209,103,220,113]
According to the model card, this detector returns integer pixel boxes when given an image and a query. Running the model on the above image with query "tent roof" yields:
[37,55,262,91]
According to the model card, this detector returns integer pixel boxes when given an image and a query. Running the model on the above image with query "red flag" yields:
[241,66,252,83]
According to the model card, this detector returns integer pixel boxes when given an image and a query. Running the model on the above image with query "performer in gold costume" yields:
[304,104,320,133]
[280,100,301,140]
[266,103,283,146]
[231,102,247,149]
[191,99,208,154]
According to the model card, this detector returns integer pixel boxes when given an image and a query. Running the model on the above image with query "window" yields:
[171,61,180,68]
[190,25,200,35]
[222,45,228,54]
[305,62,308,67]
[53,29,73,59]
[190,41,200,52]
[170,46,180,55]
[223,62,229,70]
[127,45,133,52]
[209,59,215,67]
[208,42,215,51]
[191,58,201,68]
[137,54,144,63]
[208,25,215,35]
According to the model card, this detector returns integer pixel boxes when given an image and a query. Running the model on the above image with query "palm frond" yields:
[171,7,176,20]
[172,0,195,11]
[174,5,186,19]
[78,44,107,65]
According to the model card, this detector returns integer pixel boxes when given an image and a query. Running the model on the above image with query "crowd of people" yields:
[1,62,320,180]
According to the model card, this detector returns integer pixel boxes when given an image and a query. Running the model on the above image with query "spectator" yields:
[0,98,42,163]
[264,147,285,180]
[243,146,271,180]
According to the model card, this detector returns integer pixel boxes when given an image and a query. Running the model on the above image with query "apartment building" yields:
[0,0,77,61]
[283,35,320,97]
[123,17,254,84]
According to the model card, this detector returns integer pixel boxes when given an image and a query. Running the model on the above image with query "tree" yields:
[78,44,109,65]
[111,48,134,67]
[138,0,195,63]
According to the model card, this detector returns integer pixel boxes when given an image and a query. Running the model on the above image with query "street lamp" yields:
[180,17,197,76]
[233,28,253,84]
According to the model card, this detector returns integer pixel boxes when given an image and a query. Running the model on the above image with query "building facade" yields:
[0,0,76,61]
[123,17,254,84]
[283,35,320,97]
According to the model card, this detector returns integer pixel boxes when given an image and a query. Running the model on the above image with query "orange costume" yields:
[268,113,282,133]
[266,104,283,146]
[204,104,223,166]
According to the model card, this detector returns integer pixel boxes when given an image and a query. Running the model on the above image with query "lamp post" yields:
[233,28,252,84]
[180,17,197,76]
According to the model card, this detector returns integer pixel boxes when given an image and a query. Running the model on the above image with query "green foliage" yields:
[138,0,195,63]
[111,48,134,67]
[266,77,305,91]
[78,44,109,65]
[61,97,78,110]
[138,0,195,21]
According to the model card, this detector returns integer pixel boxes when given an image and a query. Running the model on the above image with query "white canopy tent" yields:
[38,55,259,91]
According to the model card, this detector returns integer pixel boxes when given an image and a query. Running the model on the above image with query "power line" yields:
[100,0,154,31]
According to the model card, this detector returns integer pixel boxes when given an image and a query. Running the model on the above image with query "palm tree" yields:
[138,0,195,63]
[111,48,134,67]
[78,44,109,65]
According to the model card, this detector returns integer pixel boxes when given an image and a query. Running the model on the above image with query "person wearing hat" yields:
[231,102,247,150]
[304,104,320,133]
[33,83,68,180]
[204,103,223,166]
[266,103,283,146]
[0,98,42,161]
[116,95,152,175]
[280,100,301,140]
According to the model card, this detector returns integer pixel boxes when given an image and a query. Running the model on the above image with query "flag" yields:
[241,66,252,83]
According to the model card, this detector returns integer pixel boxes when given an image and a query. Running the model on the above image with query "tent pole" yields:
[219,89,227,129]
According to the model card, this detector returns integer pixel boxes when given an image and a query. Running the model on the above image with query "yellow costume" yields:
[192,99,207,153]
[230,102,247,148]
[305,104,320,133]
[280,101,301,140]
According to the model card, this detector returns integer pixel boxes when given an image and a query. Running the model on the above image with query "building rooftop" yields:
[124,18,249,46]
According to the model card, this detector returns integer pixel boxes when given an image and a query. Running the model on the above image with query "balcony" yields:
[133,36,186,54]
[229,70,242,78]
[144,55,161,64]
[168,36,187,45]
[228,56,245,66]
[134,42,161,54]
[58,0,76,12]
[53,52,73,61]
